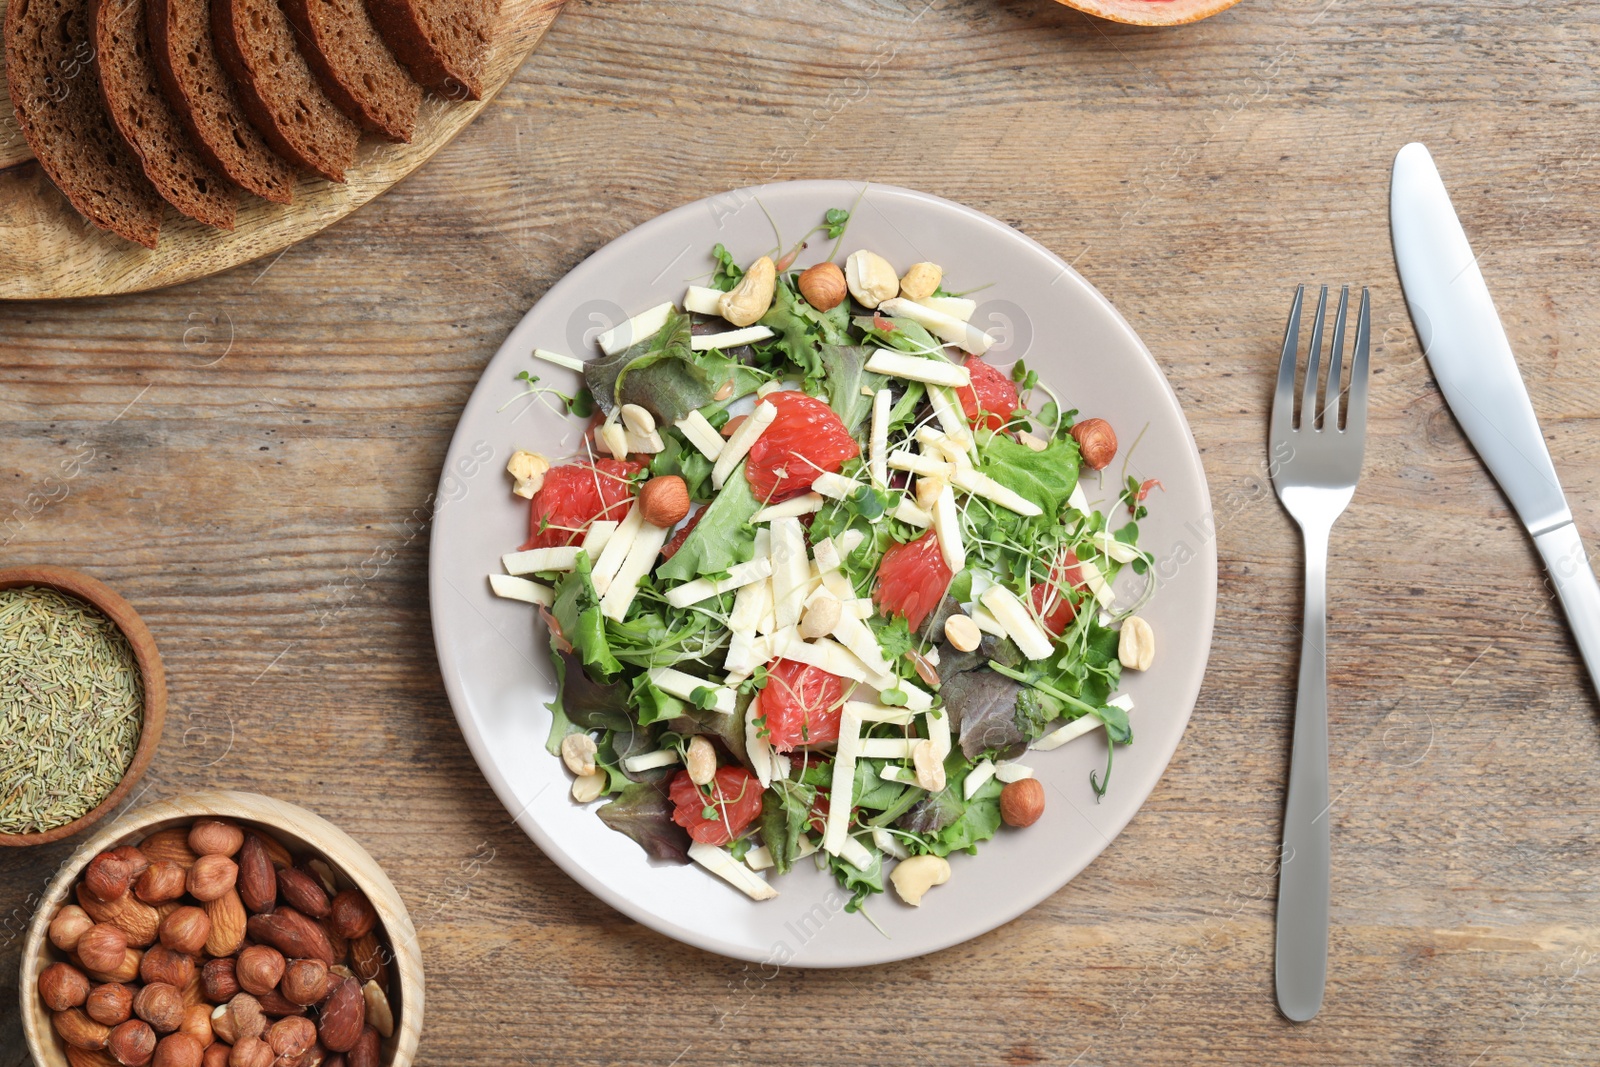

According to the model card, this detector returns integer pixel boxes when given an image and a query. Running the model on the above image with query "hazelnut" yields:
[186,855,237,902]
[78,922,130,973]
[152,1032,204,1067]
[280,958,330,1006]
[235,945,285,997]
[135,862,188,906]
[506,448,550,499]
[275,866,331,918]
[200,958,240,1004]
[39,961,91,1010]
[268,1017,317,1059]
[255,989,309,1018]
[898,261,942,302]
[346,1026,379,1067]
[716,255,776,327]
[637,475,690,529]
[186,819,243,858]
[201,1044,231,1067]
[235,835,277,915]
[159,906,212,956]
[50,904,96,952]
[53,1007,112,1050]
[844,250,899,309]
[111,846,152,878]
[86,853,134,902]
[1069,417,1117,470]
[108,1019,158,1066]
[228,1036,273,1067]
[134,982,187,1033]
[797,262,847,311]
[179,1003,214,1048]
[210,993,264,1044]
[87,983,136,1026]
[140,945,196,989]
[999,777,1045,828]
[86,947,143,985]
[327,890,376,943]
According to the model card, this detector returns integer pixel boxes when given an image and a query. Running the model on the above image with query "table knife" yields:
[1390,142,1600,692]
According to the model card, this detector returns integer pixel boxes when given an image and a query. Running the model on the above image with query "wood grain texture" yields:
[0,0,565,299]
[3,0,1600,1063]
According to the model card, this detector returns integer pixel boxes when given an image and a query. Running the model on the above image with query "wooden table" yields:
[4,0,1599,1062]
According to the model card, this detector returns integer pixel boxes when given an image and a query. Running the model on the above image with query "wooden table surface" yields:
[5,0,1600,1063]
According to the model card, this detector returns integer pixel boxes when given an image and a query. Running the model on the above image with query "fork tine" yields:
[1321,286,1350,430]
[1271,285,1305,439]
[1300,286,1328,431]
[1342,288,1372,437]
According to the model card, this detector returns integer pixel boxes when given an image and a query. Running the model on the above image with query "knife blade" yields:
[1390,141,1600,693]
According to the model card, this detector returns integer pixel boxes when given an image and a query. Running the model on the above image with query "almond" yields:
[78,884,159,946]
[252,830,294,870]
[245,908,334,965]
[315,977,363,1053]
[347,931,387,989]
[202,890,247,957]
[84,947,144,985]
[56,1007,113,1050]
[235,835,277,914]
[275,866,330,918]
[139,945,195,990]
[254,989,309,1018]
[327,890,376,941]
[67,1046,122,1067]
[138,828,198,869]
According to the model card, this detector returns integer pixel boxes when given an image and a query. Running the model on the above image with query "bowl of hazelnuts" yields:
[19,790,422,1067]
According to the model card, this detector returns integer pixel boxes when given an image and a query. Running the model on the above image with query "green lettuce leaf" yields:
[551,553,622,680]
[978,430,1081,518]
[818,345,886,433]
[759,778,816,875]
[654,464,760,582]
[826,849,885,912]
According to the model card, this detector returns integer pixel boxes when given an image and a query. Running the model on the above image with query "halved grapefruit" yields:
[1055,0,1242,25]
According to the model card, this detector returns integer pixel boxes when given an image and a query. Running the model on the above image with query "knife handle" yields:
[1534,522,1600,694]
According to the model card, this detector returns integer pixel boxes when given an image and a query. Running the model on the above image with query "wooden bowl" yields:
[18,790,424,1067]
[0,565,166,847]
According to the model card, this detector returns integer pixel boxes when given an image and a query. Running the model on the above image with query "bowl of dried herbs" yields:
[0,565,166,846]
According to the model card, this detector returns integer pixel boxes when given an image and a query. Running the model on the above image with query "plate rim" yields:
[429,179,1218,966]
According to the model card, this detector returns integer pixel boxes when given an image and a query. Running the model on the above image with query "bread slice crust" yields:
[283,0,422,143]
[146,0,295,204]
[4,0,166,246]
[93,0,237,229]
[366,0,498,101]
[210,0,361,183]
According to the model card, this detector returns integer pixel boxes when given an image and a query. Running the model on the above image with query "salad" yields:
[488,208,1160,915]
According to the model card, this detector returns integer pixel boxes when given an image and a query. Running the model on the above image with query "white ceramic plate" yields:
[429,182,1216,967]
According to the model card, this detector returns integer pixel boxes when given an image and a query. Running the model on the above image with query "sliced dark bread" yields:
[210,0,361,183]
[283,0,421,143]
[93,0,237,229]
[366,0,498,101]
[147,0,295,204]
[4,0,165,246]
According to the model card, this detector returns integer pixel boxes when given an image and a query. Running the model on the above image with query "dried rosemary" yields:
[0,586,143,835]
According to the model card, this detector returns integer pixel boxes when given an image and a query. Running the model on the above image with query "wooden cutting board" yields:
[0,0,566,299]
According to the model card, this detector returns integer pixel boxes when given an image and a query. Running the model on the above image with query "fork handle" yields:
[1275,520,1332,1023]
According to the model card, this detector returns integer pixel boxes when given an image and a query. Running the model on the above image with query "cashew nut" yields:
[799,594,842,640]
[718,256,777,327]
[1119,615,1155,671]
[506,449,550,499]
[912,739,945,792]
[685,735,717,786]
[898,262,942,302]
[845,250,899,309]
[561,733,598,777]
[571,772,605,803]
[890,854,951,907]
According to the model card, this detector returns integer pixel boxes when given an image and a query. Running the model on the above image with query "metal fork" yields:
[1269,284,1371,1023]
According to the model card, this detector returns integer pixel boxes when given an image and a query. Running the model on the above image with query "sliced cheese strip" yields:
[752,493,825,522]
[691,325,776,351]
[1067,482,1090,515]
[810,471,859,501]
[623,428,665,454]
[951,468,1042,518]
[598,521,671,620]
[782,637,871,684]
[887,450,952,478]
[688,841,778,901]
[838,529,865,556]
[995,761,1034,783]
[963,758,996,799]
[925,704,951,761]
[682,285,724,316]
[595,302,673,357]
[675,410,725,461]
[877,297,995,355]
[1091,530,1143,564]
[1076,554,1118,610]
[892,498,932,528]
[592,504,644,596]
[850,597,875,619]
[501,546,581,576]
[623,748,681,772]
[860,738,917,759]
[745,845,775,872]
[870,388,891,488]
[879,764,918,785]
[581,520,619,559]
[969,605,1008,637]
[532,348,586,372]
[927,386,974,452]
[769,516,811,629]
[488,574,554,606]
[746,691,775,788]
[932,484,965,572]
[845,701,916,725]
[915,295,976,322]
[836,834,876,872]
[812,537,842,574]
[819,568,855,605]
[712,402,777,490]
[1032,694,1133,751]
[648,666,736,714]
[864,349,972,388]
[832,612,893,677]
[871,827,910,861]
[823,708,865,854]
[664,558,773,609]
[980,585,1054,660]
